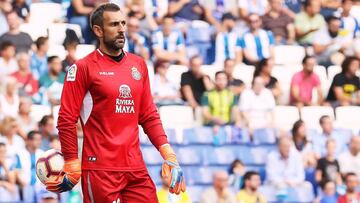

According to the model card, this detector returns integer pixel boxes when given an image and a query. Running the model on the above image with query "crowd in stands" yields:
[0,0,359,202]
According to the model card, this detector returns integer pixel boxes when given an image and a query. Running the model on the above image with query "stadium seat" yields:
[233,64,255,88]
[314,65,329,95]
[273,106,300,131]
[183,166,226,185]
[200,65,222,81]
[141,146,163,165]
[47,45,67,60]
[30,105,51,123]
[272,66,300,104]
[260,183,314,203]
[166,64,188,89]
[147,165,162,185]
[274,45,306,65]
[75,44,96,59]
[327,65,342,83]
[19,23,48,41]
[300,106,335,130]
[186,185,205,203]
[176,147,202,165]
[48,23,82,45]
[205,146,236,165]
[29,3,63,26]
[335,106,360,132]
[159,105,195,129]
[182,127,214,145]
[252,128,277,145]
[246,145,275,165]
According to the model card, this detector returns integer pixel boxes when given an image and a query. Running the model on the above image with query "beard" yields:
[103,33,125,52]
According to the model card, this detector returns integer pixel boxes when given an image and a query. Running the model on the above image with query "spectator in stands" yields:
[152,60,183,106]
[294,0,326,46]
[38,56,65,106]
[239,76,275,131]
[291,120,317,169]
[38,115,55,151]
[49,135,61,151]
[67,0,104,44]
[0,0,11,36]
[0,77,20,118]
[338,136,360,179]
[11,52,39,96]
[236,171,267,203]
[326,56,360,106]
[168,0,205,23]
[62,41,78,72]
[224,58,245,97]
[313,115,344,158]
[315,139,342,188]
[0,41,18,77]
[180,55,213,109]
[201,71,239,126]
[0,11,33,53]
[215,13,242,64]
[338,173,360,202]
[152,15,187,65]
[0,116,24,169]
[266,136,306,189]
[339,0,359,54]
[12,0,30,22]
[228,159,246,192]
[16,131,43,202]
[31,37,49,80]
[157,170,192,203]
[17,97,37,139]
[239,13,275,65]
[200,0,238,25]
[262,0,295,45]
[320,0,341,18]
[253,58,281,101]
[127,1,158,38]
[238,0,268,19]
[0,142,17,202]
[290,55,323,107]
[125,15,150,60]
[142,0,169,23]
[318,180,338,203]
[313,16,350,67]
[200,170,237,203]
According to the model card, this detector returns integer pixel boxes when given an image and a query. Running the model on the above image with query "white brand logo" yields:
[115,84,135,114]
[66,64,77,81]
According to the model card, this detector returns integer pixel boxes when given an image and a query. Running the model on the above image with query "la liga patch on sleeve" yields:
[67,64,77,81]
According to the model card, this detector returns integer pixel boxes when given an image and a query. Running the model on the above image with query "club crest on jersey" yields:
[66,64,77,81]
[116,84,135,114]
[131,67,141,80]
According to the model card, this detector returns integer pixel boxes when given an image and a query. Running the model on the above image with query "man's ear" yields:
[92,25,103,38]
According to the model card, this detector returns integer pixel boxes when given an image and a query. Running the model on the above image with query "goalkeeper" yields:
[45,3,185,202]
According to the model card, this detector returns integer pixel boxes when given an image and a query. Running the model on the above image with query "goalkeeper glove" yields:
[159,144,186,194]
[45,158,81,193]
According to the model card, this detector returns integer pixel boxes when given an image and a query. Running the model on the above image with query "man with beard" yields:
[236,171,267,203]
[337,173,360,202]
[313,16,349,67]
[44,3,186,203]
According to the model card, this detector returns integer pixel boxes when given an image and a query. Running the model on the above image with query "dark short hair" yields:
[215,71,226,78]
[341,56,359,74]
[0,142,5,148]
[242,171,260,189]
[90,3,121,29]
[35,36,48,49]
[319,115,330,125]
[39,115,53,127]
[27,130,41,140]
[221,12,236,22]
[325,15,340,24]
[0,41,15,52]
[254,58,270,78]
[344,172,357,182]
[47,55,60,63]
[49,135,59,143]
[302,55,314,65]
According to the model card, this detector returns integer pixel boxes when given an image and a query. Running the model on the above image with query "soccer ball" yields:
[36,149,65,185]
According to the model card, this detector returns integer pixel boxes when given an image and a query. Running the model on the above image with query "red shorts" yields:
[81,169,158,203]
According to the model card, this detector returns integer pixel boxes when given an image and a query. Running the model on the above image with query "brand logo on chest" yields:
[115,84,135,114]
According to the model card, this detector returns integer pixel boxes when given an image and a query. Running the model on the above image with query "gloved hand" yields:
[159,144,186,194]
[45,158,81,193]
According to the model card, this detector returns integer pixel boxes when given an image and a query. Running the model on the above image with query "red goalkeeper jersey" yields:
[57,49,168,171]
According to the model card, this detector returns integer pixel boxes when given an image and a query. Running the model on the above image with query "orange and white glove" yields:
[159,144,186,194]
[45,158,81,193]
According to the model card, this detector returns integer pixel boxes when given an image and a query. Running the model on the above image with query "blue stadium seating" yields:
[252,128,277,145]
[183,127,214,145]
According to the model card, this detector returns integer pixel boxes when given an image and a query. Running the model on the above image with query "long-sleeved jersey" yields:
[57,49,168,171]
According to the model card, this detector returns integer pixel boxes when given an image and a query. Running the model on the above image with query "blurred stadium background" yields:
[0,0,359,202]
